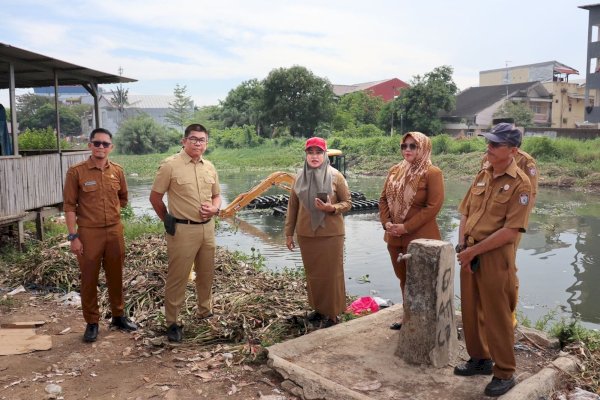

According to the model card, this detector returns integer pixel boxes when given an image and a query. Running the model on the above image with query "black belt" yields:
[175,218,211,225]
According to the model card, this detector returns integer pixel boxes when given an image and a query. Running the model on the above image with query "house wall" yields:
[480,63,556,86]
[367,79,409,102]
[542,82,589,128]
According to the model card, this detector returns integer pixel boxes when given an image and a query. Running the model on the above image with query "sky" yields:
[0,0,593,108]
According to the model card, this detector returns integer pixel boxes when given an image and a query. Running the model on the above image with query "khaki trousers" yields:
[460,244,518,379]
[165,221,216,325]
[77,224,125,323]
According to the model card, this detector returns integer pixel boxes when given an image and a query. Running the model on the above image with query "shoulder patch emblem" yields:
[529,167,536,176]
[519,193,529,205]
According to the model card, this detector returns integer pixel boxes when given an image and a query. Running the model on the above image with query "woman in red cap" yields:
[379,132,445,330]
[284,137,352,328]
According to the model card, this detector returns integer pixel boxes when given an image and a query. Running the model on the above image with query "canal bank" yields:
[267,305,578,400]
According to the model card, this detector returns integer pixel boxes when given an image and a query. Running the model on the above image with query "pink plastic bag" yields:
[346,296,380,316]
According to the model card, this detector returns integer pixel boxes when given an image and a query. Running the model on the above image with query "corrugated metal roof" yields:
[0,42,135,89]
[125,95,177,109]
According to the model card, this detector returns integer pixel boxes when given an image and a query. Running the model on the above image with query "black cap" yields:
[479,123,521,147]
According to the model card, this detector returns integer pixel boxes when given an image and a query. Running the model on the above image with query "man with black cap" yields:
[453,123,533,397]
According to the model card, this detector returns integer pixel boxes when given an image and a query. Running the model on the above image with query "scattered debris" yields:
[7,285,26,296]
[0,327,52,355]
[351,380,382,391]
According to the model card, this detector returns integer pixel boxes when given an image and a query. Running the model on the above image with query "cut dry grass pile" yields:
[1,234,313,356]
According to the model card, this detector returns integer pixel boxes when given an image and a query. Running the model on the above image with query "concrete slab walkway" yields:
[267,305,579,400]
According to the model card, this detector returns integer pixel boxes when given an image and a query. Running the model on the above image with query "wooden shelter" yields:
[0,43,136,247]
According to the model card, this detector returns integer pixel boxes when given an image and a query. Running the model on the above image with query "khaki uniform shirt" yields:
[151,149,220,222]
[459,159,532,242]
[482,149,537,195]
[284,168,352,237]
[63,157,128,228]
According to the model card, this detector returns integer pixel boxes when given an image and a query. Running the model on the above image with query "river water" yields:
[128,171,600,330]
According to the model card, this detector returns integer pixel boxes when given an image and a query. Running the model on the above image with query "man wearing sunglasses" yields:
[149,123,221,343]
[453,124,532,397]
[63,128,137,343]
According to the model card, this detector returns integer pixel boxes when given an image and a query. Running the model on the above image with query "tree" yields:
[16,93,52,125]
[191,105,224,132]
[397,65,458,135]
[493,101,534,127]
[19,103,81,136]
[220,79,264,133]
[261,66,335,137]
[115,114,178,155]
[165,84,194,130]
[335,91,385,129]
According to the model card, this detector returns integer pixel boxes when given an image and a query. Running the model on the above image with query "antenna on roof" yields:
[504,61,511,99]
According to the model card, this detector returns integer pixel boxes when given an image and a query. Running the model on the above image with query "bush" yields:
[334,123,385,138]
[115,114,176,155]
[522,136,560,161]
[431,134,452,155]
[18,127,71,150]
[212,125,264,149]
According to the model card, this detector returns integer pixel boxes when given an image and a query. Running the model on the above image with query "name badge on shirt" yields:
[476,181,485,187]
[84,180,97,186]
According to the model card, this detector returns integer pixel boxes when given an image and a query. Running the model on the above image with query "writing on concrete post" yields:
[396,239,458,367]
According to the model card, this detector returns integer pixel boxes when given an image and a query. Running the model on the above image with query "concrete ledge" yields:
[267,305,574,400]
[499,356,579,400]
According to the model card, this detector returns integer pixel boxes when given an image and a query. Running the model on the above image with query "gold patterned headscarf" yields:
[384,132,432,222]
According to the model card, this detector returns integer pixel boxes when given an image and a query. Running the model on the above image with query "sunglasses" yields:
[400,143,417,151]
[486,140,509,148]
[91,141,112,148]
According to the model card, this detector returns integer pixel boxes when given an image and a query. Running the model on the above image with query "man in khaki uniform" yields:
[64,128,138,343]
[481,122,538,327]
[454,124,532,397]
[149,124,221,342]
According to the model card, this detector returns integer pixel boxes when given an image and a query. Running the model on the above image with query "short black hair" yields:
[184,124,209,138]
[89,128,113,141]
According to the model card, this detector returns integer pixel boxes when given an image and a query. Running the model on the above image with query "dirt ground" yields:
[0,292,299,400]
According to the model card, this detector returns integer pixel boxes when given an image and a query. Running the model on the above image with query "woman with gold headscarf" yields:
[378,132,445,330]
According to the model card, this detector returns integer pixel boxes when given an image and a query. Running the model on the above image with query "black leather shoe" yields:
[83,323,98,342]
[454,358,493,376]
[390,322,402,330]
[306,311,324,322]
[111,316,138,331]
[484,376,515,397]
[321,318,339,328]
[167,323,183,343]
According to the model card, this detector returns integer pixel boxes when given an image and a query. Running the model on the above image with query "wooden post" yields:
[396,239,458,367]
[35,210,44,241]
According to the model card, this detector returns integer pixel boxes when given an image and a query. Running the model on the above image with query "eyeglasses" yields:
[400,143,417,151]
[306,150,325,156]
[186,137,208,144]
[91,141,112,148]
[486,140,509,148]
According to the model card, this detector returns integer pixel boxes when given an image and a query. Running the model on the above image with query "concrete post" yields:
[396,239,458,367]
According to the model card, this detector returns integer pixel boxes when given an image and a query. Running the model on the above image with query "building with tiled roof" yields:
[332,78,409,102]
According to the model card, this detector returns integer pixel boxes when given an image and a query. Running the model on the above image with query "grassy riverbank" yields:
[111,135,600,190]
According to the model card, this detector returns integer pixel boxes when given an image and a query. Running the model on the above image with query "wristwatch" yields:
[455,243,465,253]
[67,233,79,241]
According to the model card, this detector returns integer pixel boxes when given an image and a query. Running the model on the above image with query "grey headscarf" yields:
[293,155,333,231]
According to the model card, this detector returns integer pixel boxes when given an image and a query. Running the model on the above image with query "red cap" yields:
[305,137,327,151]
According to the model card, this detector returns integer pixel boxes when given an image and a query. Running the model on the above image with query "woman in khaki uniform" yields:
[378,132,445,330]
[285,137,352,328]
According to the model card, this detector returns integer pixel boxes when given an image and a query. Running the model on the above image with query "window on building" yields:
[594,25,600,43]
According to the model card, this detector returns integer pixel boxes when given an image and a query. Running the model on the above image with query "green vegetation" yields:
[18,127,71,150]
[110,134,600,189]
[114,114,180,155]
